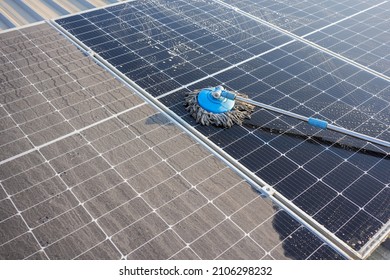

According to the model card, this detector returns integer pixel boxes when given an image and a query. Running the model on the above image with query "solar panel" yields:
[219,0,390,76]
[54,0,389,258]
[0,21,346,260]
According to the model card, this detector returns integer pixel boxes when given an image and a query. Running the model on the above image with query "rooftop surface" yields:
[0,0,389,260]
[0,0,121,30]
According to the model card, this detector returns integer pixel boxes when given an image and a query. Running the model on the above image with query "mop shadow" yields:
[143,112,175,127]
[243,123,388,158]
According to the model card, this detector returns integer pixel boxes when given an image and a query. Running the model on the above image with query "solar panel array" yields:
[55,0,390,257]
[220,0,390,76]
[0,22,346,260]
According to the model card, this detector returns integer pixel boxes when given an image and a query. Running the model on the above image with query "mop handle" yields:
[222,92,390,148]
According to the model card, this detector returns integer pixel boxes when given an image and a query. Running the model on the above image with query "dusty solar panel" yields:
[54,0,389,258]
[0,21,348,260]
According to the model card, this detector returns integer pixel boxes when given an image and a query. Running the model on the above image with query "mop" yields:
[184,86,390,148]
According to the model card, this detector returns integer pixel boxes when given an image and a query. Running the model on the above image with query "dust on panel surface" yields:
[0,22,345,260]
[56,0,390,256]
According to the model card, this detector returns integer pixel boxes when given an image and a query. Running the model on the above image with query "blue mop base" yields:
[197,88,235,113]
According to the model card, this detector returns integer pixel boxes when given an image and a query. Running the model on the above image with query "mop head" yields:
[184,89,255,128]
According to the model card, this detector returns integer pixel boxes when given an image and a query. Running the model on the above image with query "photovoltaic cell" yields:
[219,0,390,76]
[0,20,341,259]
[221,0,386,34]
[55,0,389,257]
[308,244,346,260]
[0,21,346,261]
[56,0,289,97]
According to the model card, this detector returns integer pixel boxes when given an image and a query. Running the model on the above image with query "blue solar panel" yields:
[220,0,390,76]
[56,0,389,258]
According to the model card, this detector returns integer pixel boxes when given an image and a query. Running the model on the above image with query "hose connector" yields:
[308,118,328,129]
[211,86,237,100]
[221,90,236,100]
[211,86,224,99]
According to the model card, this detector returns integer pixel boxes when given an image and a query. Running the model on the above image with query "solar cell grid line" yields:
[16,4,390,164]
[0,131,342,260]
[0,24,347,260]
[105,4,270,67]
[9,123,177,203]
[51,0,386,258]
[0,25,229,258]
[2,53,89,88]
[0,31,143,261]
[267,1,390,76]
[3,34,103,88]
[0,61,115,145]
[136,1,290,50]
[1,136,165,258]
[206,107,384,253]
[1,22,146,139]
[244,44,387,130]
[0,31,67,56]
[4,120,175,206]
[216,0,390,79]
[157,42,324,105]
[168,104,378,254]
[2,83,122,129]
[303,7,390,77]
[0,23,155,164]
[134,0,264,39]
[62,5,204,49]
[0,63,111,118]
[0,86,126,147]
[58,8,207,94]
[123,6,272,51]
[18,105,330,260]
[153,45,292,100]
[220,0,386,36]
[186,50,386,171]
[160,48,388,149]
[35,143,208,259]
[164,1,380,195]
[219,0,327,34]
[0,37,65,261]
[158,38,386,114]
[122,187,254,259]
[154,43,388,256]
[0,21,52,40]
[56,0,294,97]
[0,61,93,100]
[0,101,146,166]
[0,176,50,260]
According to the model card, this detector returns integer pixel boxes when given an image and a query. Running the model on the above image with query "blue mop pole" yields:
[215,87,390,148]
